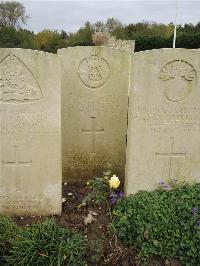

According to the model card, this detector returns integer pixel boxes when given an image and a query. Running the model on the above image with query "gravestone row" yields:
[0,47,200,215]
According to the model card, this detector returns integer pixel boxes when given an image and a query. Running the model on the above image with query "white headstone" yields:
[59,46,130,181]
[0,49,62,215]
[126,49,200,194]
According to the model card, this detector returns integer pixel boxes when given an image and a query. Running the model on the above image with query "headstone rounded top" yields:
[78,53,110,88]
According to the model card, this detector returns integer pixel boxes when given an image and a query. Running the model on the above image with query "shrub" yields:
[0,214,18,257]
[83,171,123,205]
[83,176,110,205]
[112,183,200,265]
[7,219,86,266]
[87,236,105,264]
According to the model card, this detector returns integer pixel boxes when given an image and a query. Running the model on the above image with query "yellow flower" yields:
[109,175,120,189]
[86,181,90,185]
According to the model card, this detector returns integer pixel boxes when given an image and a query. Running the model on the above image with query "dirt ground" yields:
[13,182,181,266]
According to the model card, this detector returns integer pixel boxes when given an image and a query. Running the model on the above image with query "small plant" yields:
[7,219,86,266]
[83,170,123,205]
[112,183,200,265]
[84,176,110,204]
[159,176,193,190]
[0,214,18,257]
[110,190,124,205]
[87,236,105,264]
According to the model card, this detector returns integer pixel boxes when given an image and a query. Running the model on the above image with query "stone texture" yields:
[58,46,129,181]
[107,36,135,54]
[0,48,62,215]
[126,48,200,194]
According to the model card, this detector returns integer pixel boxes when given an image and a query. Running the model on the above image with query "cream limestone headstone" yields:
[126,48,200,194]
[107,36,135,54]
[58,46,129,181]
[0,48,62,215]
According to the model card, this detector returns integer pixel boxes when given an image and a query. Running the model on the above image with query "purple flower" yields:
[110,197,117,204]
[118,191,124,198]
[109,190,124,204]
[163,184,171,191]
[110,194,117,204]
[110,192,117,198]
[172,178,178,183]
[159,181,171,190]
[163,184,170,188]
[192,207,198,215]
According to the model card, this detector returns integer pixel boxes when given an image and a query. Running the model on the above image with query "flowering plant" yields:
[109,174,120,189]
[112,183,200,265]
[159,177,192,191]
[83,170,123,205]
[109,190,124,204]
[191,207,200,227]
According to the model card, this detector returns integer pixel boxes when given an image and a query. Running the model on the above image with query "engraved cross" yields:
[82,117,104,154]
[1,145,32,192]
[155,137,186,178]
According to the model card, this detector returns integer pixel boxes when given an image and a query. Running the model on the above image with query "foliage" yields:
[175,33,200,49]
[7,219,86,266]
[0,18,200,52]
[158,177,193,191]
[0,1,29,28]
[0,214,18,257]
[83,175,110,205]
[112,183,200,265]
[68,21,94,47]
[34,29,67,53]
[0,27,35,49]
[93,17,123,34]
[125,21,174,39]
[83,171,123,205]
[87,236,105,264]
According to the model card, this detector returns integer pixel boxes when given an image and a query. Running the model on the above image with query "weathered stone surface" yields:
[59,46,129,181]
[126,49,200,194]
[107,36,135,54]
[0,48,62,215]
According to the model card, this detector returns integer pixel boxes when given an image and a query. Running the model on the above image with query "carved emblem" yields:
[159,60,196,102]
[0,54,42,103]
[78,53,110,88]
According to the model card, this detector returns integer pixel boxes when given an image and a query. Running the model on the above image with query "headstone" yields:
[107,36,135,54]
[0,48,62,215]
[126,48,200,194]
[59,47,129,181]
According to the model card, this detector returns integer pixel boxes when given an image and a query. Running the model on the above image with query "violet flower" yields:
[192,207,198,215]
[109,190,124,204]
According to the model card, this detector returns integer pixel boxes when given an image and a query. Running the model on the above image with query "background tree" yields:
[0,1,29,28]
[0,14,200,52]
[105,17,123,33]
[68,21,94,47]
[0,27,35,49]
[93,20,105,32]
[34,29,67,53]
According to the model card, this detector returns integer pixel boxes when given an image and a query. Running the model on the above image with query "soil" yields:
[13,182,182,266]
